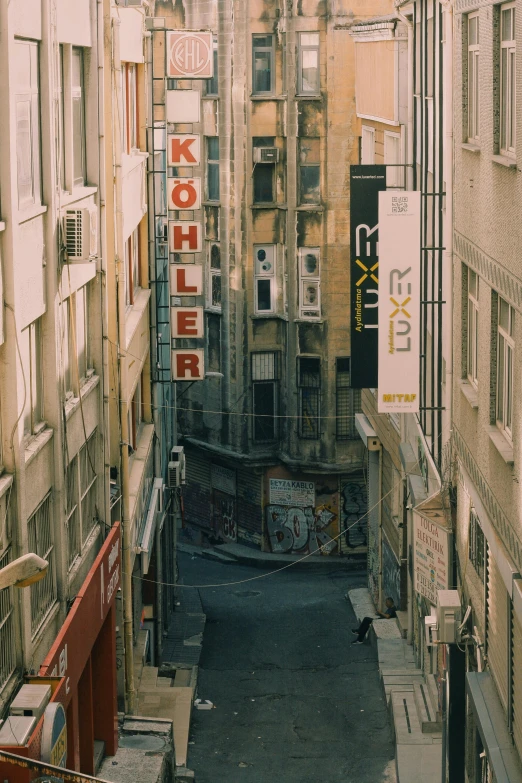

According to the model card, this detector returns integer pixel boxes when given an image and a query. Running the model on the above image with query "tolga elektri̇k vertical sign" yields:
[349,165,386,388]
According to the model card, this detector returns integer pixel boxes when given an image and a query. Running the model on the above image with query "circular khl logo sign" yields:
[167,32,213,78]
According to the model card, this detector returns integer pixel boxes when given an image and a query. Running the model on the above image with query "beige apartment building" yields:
[0,0,167,772]
[152,0,391,560]
[453,0,522,779]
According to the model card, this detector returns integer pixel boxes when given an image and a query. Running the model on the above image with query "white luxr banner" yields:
[377,191,421,413]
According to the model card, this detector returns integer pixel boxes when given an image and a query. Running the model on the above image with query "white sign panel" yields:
[377,191,421,413]
[413,512,450,605]
[168,134,201,166]
[269,479,315,507]
[166,90,200,124]
[211,465,236,496]
[169,221,202,253]
[171,306,204,338]
[168,178,201,210]
[170,265,203,296]
[167,32,213,78]
[172,350,204,380]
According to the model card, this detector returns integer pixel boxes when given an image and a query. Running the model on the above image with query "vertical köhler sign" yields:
[350,166,386,388]
[378,191,421,413]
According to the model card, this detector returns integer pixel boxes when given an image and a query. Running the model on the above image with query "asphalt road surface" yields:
[181,553,396,783]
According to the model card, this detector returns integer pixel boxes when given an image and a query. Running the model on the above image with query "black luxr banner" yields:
[350,165,386,388]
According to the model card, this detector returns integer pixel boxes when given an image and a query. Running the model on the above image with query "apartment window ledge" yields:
[24,427,54,468]
[202,95,219,100]
[250,313,288,321]
[204,307,222,315]
[122,150,149,178]
[64,374,100,421]
[0,222,6,232]
[492,154,517,169]
[294,318,324,324]
[488,426,514,466]
[462,142,480,153]
[250,95,285,101]
[202,200,221,207]
[0,472,13,503]
[59,186,98,207]
[125,288,152,351]
[296,95,322,101]
[460,380,478,409]
[251,204,288,211]
[295,205,324,212]
[18,204,47,225]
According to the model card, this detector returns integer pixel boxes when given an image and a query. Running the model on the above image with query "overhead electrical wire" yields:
[128,457,424,590]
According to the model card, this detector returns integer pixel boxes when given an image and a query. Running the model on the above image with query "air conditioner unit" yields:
[253,147,279,164]
[436,590,462,644]
[10,684,51,722]
[168,446,186,488]
[63,207,98,263]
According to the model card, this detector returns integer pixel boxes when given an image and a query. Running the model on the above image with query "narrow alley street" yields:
[180,553,396,783]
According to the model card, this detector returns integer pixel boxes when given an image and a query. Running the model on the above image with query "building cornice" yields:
[454,230,522,313]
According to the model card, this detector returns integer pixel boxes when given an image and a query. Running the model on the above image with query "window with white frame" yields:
[252,352,279,442]
[252,35,274,95]
[361,126,375,164]
[254,245,276,314]
[208,242,222,310]
[61,285,91,396]
[21,319,43,437]
[124,228,140,307]
[59,46,87,191]
[500,3,516,155]
[15,39,41,209]
[299,138,320,205]
[28,493,56,635]
[0,548,16,691]
[496,295,514,437]
[467,269,479,387]
[298,247,321,319]
[298,33,320,95]
[468,13,480,142]
[122,63,138,154]
[384,132,402,188]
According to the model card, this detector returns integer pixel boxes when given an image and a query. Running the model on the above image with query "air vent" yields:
[63,207,97,263]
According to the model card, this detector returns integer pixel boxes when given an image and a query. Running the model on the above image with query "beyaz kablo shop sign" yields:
[166,41,211,381]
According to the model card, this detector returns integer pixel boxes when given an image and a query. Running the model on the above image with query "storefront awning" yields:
[138,478,164,575]
[466,672,522,783]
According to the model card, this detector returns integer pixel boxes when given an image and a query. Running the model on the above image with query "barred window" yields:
[66,454,80,568]
[28,493,56,635]
[252,352,279,442]
[66,430,98,570]
[298,357,320,439]
[336,358,361,440]
[469,507,485,583]
[0,548,16,692]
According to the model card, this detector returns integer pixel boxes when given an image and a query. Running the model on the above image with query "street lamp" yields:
[0,553,49,590]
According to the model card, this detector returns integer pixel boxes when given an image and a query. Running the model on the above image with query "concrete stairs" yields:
[347,588,443,783]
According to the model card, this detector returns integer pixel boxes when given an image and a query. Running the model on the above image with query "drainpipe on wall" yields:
[395,8,414,190]
[96,0,111,532]
[112,13,136,716]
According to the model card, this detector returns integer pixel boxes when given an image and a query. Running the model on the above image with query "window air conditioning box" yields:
[436,590,462,644]
[10,684,51,721]
[253,147,279,164]
[0,715,37,745]
[63,207,98,263]
[168,446,186,488]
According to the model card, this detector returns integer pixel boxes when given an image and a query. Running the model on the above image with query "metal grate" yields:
[66,454,80,568]
[252,351,278,381]
[298,358,320,439]
[65,210,83,258]
[28,493,56,636]
[0,548,16,692]
[336,358,361,439]
[79,432,97,545]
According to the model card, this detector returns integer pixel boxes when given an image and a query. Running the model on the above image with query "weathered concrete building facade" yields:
[155,0,392,557]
